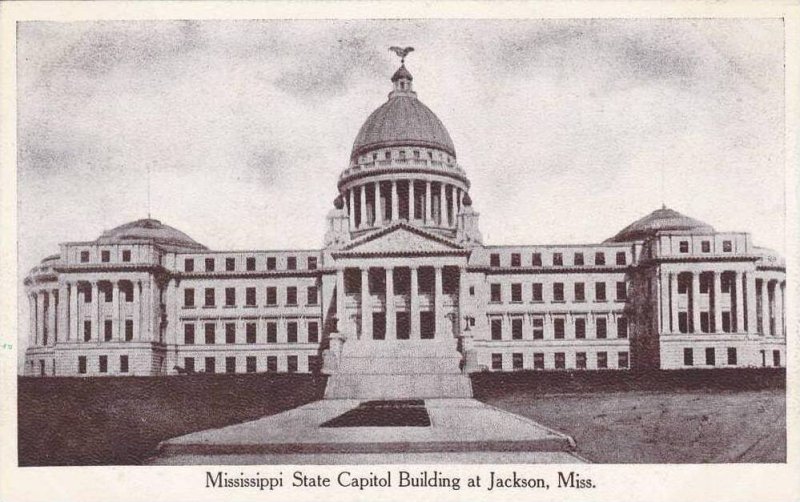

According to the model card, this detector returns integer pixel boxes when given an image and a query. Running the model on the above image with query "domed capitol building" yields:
[23,60,786,398]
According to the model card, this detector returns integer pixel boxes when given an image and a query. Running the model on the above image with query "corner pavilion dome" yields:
[606,206,715,243]
[350,64,456,162]
[95,218,207,252]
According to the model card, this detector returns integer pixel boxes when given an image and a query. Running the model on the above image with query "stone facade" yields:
[23,63,786,382]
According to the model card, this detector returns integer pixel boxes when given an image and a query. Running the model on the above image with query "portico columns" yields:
[47,290,56,345]
[336,268,345,333]
[69,282,78,341]
[670,273,679,333]
[439,183,446,225]
[360,268,371,339]
[35,292,44,345]
[91,281,100,341]
[28,294,35,346]
[132,280,140,341]
[112,280,121,341]
[450,186,457,227]
[425,181,432,225]
[713,272,723,333]
[391,181,398,222]
[691,272,701,333]
[374,182,382,226]
[735,272,745,333]
[57,285,68,343]
[746,273,757,333]
[142,279,152,341]
[761,280,771,335]
[360,184,368,228]
[348,189,355,230]
[775,282,784,338]
[434,265,443,337]
[385,267,396,339]
[408,180,416,221]
[410,266,420,339]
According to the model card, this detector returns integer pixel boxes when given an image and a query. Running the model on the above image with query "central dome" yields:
[350,65,456,161]
[606,206,715,243]
[96,218,207,252]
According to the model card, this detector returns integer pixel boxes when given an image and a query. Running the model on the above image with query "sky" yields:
[16,19,785,363]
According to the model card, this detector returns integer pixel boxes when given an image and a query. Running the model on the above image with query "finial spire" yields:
[389,46,414,64]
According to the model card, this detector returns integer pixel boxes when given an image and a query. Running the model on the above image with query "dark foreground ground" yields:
[18,368,784,465]
[474,368,786,463]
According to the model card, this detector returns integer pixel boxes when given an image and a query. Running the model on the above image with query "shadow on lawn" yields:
[18,374,327,466]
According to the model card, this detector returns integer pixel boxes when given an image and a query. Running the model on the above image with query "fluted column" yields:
[374,182,382,226]
[691,272,701,333]
[713,272,723,333]
[410,266,420,339]
[658,273,669,333]
[735,272,745,333]
[764,281,773,335]
[348,189,355,230]
[390,180,398,222]
[47,290,56,345]
[142,279,152,341]
[132,280,140,341]
[775,282,784,338]
[425,181,432,225]
[69,282,78,341]
[385,267,396,339]
[34,292,43,345]
[336,268,345,333]
[670,273,679,333]
[746,273,757,333]
[91,281,100,341]
[439,183,446,225]
[408,180,416,221]
[450,186,457,227]
[57,285,68,343]
[28,294,35,346]
[360,268,371,340]
[434,265,443,338]
[358,184,367,228]
[112,280,121,341]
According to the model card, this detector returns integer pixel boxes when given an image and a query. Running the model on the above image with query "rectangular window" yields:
[99,355,108,373]
[225,257,235,271]
[184,288,195,307]
[246,257,256,271]
[184,258,194,272]
[267,257,276,270]
[246,323,256,344]
[512,353,523,370]
[205,258,215,272]
[242,287,254,307]
[773,350,781,367]
[532,318,544,339]
[721,276,731,294]
[225,323,236,344]
[511,283,522,302]
[490,283,502,303]
[287,322,298,343]
[615,252,626,265]
[533,352,544,369]
[122,250,131,262]
[678,277,689,294]
[574,252,584,266]
[246,356,257,373]
[684,348,694,366]
[80,251,90,263]
[700,312,710,333]
[120,355,129,373]
[596,318,607,339]
[266,287,277,306]
[616,281,627,301]
[617,317,628,339]
[184,324,195,344]
[594,252,605,265]
[595,282,606,301]
[204,288,215,307]
[287,355,298,373]
[554,352,566,369]
[267,322,277,343]
[597,351,608,369]
[307,286,318,305]
[225,287,236,307]
[531,283,543,302]
[308,322,319,343]
[552,253,563,266]
[78,356,87,374]
[225,357,236,374]
[103,287,113,302]
[420,311,435,339]
[574,282,585,301]
[700,275,711,294]
[553,283,564,302]
[101,250,110,263]
[679,241,689,253]
[678,312,689,333]
[125,320,133,341]
[84,288,92,303]
[307,257,318,270]
[267,356,278,372]
[722,312,732,333]
[554,318,565,339]
[184,357,195,373]
[511,318,523,340]
[510,253,521,267]
[286,287,297,305]
[576,352,587,369]
[722,240,732,252]
[490,253,500,267]
[205,357,216,374]
[575,318,586,339]
[287,257,297,270]
[491,318,502,340]
[618,351,629,369]
[204,323,216,344]
[701,241,711,253]
[705,347,716,366]
[104,320,112,341]
[491,353,503,370]
[727,347,737,365]
[531,253,542,266]
[83,320,91,342]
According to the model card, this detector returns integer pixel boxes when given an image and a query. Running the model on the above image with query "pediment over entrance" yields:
[339,223,465,255]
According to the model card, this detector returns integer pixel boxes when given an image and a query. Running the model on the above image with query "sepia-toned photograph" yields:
[1,3,797,501]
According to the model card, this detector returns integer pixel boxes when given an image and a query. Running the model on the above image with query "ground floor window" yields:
[246,323,257,344]
[225,357,236,373]
[78,356,86,374]
[396,313,410,340]
[39,359,45,376]
[120,355,129,373]
[554,352,565,369]
[722,312,732,333]
[773,350,781,367]
[618,351,629,369]
[287,322,298,343]
[205,357,216,373]
[125,320,133,341]
[532,318,544,339]
[246,356,257,373]
[684,348,693,366]
[372,313,386,340]
[308,321,319,343]
[533,352,544,369]
[226,323,236,344]
[727,347,737,365]
[512,318,523,340]
[512,352,523,370]
[267,356,278,372]
[184,357,195,373]
[705,347,715,366]
[99,355,107,373]
[491,353,502,370]
[267,322,277,343]
[491,318,502,340]
[420,311,435,339]
[554,318,565,339]
[309,355,321,374]
[104,320,112,341]
[576,352,587,369]
[596,351,608,369]
[287,355,298,373]
[83,321,91,342]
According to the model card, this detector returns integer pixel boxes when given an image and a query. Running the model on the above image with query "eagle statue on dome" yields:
[389,46,414,63]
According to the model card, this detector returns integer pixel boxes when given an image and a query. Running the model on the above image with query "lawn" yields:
[18,374,327,466]
[474,369,786,463]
